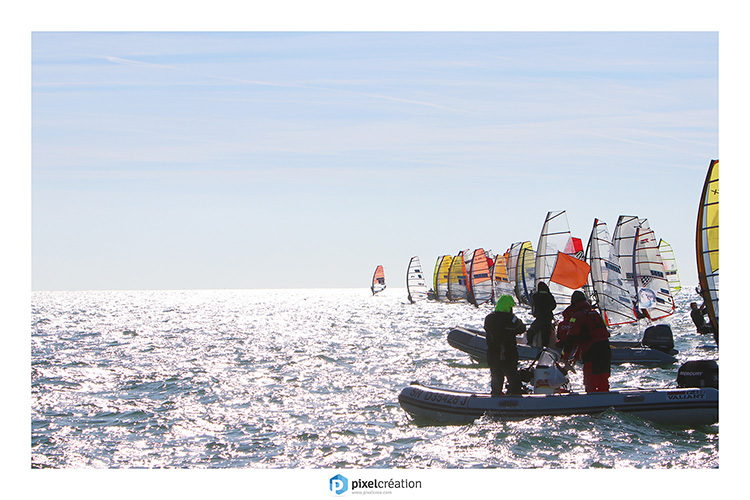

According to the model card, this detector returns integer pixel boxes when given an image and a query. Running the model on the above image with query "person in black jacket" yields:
[526,281,557,347]
[690,302,715,334]
[484,294,527,395]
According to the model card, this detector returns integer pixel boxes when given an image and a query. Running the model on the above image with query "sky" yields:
[29,30,719,291]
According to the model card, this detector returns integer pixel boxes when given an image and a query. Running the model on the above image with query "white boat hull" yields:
[398,382,718,427]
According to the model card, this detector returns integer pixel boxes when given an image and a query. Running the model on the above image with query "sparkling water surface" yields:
[31,288,718,468]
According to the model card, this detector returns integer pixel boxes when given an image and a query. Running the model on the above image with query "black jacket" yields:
[484,311,526,364]
[531,290,556,319]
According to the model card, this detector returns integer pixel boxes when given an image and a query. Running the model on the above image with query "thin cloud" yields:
[216,76,467,113]
[104,56,174,69]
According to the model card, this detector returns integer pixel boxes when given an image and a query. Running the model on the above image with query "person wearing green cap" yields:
[484,294,527,395]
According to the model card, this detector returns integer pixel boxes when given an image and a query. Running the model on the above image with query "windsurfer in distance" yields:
[484,295,527,396]
[557,290,612,392]
[526,281,556,348]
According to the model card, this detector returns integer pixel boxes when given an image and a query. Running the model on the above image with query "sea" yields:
[30,287,721,486]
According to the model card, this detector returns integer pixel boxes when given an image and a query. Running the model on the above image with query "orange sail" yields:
[371,265,386,295]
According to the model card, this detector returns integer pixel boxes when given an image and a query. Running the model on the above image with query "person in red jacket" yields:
[557,290,611,392]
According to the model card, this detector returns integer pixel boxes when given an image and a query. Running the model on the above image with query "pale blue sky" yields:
[31,31,718,290]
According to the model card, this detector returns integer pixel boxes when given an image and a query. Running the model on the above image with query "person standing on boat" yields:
[558,291,611,392]
[484,294,527,396]
[526,281,556,348]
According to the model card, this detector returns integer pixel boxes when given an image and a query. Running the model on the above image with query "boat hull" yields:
[447,327,677,365]
[398,383,718,427]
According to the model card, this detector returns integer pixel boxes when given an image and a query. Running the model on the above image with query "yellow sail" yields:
[433,255,453,301]
[447,251,469,301]
[696,159,719,339]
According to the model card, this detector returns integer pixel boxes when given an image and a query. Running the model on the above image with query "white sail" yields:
[535,210,583,313]
[587,218,637,326]
[506,242,523,298]
[633,221,675,320]
[406,256,429,303]
[612,215,640,300]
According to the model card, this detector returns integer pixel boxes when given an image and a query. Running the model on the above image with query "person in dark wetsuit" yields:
[690,302,715,334]
[558,291,611,392]
[526,281,557,347]
[484,294,527,395]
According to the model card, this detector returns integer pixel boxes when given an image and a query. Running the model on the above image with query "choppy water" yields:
[31,288,718,469]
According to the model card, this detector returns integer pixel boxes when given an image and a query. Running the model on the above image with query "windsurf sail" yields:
[371,265,386,295]
[447,251,470,301]
[406,256,429,303]
[658,239,682,295]
[612,215,640,299]
[550,252,591,291]
[517,242,536,306]
[468,248,494,306]
[696,159,719,339]
[492,253,514,299]
[535,210,586,312]
[506,242,523,298]
[586,218,638,326]
[633,221,675,320]
[433,255,453,301]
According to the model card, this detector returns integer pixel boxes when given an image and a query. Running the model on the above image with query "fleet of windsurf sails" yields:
[371,265,386,295]
[696,159,719,339]
[586,218,638,326]
[405,202,690,316]
[535,210,588,312]
[433,255,453,301]
[658,239,682,295]
[406,256,429,303]
[468,248,494,306]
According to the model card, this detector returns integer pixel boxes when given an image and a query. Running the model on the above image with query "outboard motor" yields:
[641,324,676,354]
[677,360,718,389]
[532,349,568,394]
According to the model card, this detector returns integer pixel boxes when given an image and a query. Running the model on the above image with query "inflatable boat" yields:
[447,326,677,365]
[398,382,718,427]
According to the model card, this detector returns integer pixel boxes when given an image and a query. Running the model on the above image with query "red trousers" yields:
[583,362,610,392]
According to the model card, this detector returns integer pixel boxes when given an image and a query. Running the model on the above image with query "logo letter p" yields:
[330,474,348,495]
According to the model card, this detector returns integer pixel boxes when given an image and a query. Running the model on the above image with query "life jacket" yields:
[555,304,576,347]
[566,300,609,356]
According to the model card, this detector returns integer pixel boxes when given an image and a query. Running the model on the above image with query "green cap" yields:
[495,294,515,312]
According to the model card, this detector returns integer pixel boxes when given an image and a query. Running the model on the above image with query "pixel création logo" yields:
[330,474,349,495]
